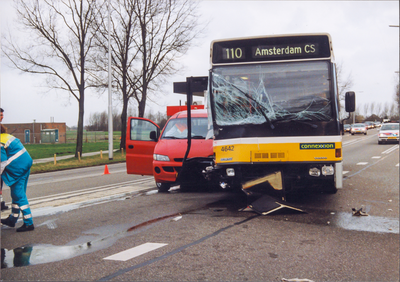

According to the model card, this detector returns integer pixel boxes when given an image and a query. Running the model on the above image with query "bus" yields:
[204,33,355,200]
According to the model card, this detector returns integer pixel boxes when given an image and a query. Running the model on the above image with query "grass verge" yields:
[31,151,126,174]
[25,141,120,159]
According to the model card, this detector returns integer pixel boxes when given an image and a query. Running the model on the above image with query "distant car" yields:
[364,121,374,129]
[374,122,381,128]
[351,123,367,135]
[344,124,351,132]
[378,123,399,144]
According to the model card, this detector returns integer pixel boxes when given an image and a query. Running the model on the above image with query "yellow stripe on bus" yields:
[215,142,342,164]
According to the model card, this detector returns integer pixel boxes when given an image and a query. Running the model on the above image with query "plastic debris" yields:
[352,207,368,216]
[249,195,304,215]
[282,278,315,282]
[171,215,182,222]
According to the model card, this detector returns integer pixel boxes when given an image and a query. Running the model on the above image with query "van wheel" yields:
[156,182,170,192]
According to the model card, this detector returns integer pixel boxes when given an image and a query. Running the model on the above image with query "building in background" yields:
[2,122,66,144]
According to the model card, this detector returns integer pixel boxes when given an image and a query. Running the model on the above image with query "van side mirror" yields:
[149,131,158,141]
[345,91,355,112]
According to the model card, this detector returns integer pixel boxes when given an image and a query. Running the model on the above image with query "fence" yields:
[66,130,121,143]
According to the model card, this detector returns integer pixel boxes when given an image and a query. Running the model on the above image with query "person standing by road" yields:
[0,108,8,211]
[1,123,35,232]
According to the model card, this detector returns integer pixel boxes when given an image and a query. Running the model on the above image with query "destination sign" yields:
[252,43,319,59]
[212,34,331,64]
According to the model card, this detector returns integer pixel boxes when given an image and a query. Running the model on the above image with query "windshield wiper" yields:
[191,135,205,139]
[163,136,182,139]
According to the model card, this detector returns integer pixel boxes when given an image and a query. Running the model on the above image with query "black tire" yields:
[156,182,171,193]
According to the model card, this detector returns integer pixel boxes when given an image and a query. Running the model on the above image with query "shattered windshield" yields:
[162,118,209,139]
[211,61,332,126]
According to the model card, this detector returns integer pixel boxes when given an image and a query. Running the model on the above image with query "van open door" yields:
[126,117,160,175]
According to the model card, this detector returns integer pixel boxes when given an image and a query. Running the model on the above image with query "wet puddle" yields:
[332,212,399,234]
[1,212,183,269]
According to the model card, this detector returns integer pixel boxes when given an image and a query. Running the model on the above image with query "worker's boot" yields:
[16,223,35,232]
[1,201,8,211]
[1,217,15,227]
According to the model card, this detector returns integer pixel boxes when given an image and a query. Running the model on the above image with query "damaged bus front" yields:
[205,33,355,200]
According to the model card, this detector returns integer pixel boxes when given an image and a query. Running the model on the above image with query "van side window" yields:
[130,119,157,141]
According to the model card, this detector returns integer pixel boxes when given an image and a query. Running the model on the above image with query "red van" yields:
[126,109,213,192]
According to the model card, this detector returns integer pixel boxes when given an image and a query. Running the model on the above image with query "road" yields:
[1,128,399,282]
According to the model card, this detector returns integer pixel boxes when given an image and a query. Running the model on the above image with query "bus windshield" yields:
[211,61,332,126]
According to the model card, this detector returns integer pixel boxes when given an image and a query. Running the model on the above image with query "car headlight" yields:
[153,154,170,161]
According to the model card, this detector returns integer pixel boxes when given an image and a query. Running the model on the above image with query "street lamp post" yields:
[107,0,113,160]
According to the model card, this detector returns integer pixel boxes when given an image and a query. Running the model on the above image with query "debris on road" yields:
[352,207,369,216]
[250,195,305,215]
[282,278,315,282]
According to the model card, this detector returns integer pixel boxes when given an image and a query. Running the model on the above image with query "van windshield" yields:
[162,117,210,139]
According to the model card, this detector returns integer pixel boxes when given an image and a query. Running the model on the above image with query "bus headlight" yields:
[226,168,235,176]
[153,154,170,161]
[321,165,334,176]
[309,167,320,177]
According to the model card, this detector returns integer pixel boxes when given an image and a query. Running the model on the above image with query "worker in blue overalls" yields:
[1,123,34,232]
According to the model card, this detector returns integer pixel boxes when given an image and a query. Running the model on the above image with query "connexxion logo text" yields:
[300,143,335,149]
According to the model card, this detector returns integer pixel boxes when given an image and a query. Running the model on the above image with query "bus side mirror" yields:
[149,131,158,141]
[345,91,355,112]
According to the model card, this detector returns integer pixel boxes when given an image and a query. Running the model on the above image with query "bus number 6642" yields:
[221,145,234,152]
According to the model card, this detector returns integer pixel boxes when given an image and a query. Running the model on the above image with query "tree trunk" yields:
[120,99,128,150]
[75,95,84,158]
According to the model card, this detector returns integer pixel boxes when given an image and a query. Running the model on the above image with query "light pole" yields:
[107,0,113,160]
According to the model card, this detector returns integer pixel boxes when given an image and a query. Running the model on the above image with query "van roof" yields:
[171,109,208,119]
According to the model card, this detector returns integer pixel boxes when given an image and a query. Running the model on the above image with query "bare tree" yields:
[91,0,203,150]
[1,0,103,158]
[363,103,370,118]
[336,62,354,103]
[381,102,390,119]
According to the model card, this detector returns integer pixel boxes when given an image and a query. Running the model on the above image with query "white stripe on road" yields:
[343,171,349,175]
[103,243,168,261]
[356,162,368,166]
[382,145,399,155]
[372,156,381,159]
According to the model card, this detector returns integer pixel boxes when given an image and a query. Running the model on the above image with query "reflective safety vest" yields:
[1,133,33,186]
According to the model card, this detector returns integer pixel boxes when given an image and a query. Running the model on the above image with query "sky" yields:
[0,0,399,128]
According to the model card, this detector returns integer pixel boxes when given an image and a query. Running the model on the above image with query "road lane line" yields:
[103,243,168,261]
[342,134,377,147]
[382,145,399,155]
[28,169,129,186]
[356,162,368,165]
[372,156,381,159]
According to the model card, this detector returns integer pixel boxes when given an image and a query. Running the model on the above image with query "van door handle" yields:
[128,145,134,149]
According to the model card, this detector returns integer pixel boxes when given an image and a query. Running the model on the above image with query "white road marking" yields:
[372,156,381,159]
[343,171,349,175]
[356,162,368,166]
[396,163,399,167]
[382,145,399,155]
[103,243,168,261]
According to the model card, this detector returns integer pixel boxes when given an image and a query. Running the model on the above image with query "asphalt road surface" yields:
[1,128,399,282]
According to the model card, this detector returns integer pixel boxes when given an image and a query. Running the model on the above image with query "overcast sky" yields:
[1,0,399,127]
